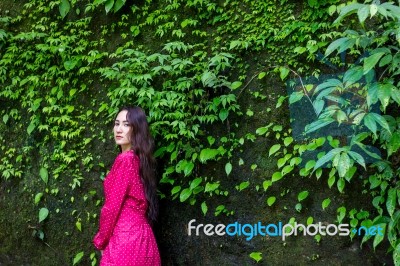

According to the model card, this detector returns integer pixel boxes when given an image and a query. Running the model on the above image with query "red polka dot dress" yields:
[93,150,161,266]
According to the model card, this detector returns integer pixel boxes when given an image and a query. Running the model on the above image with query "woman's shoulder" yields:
[115,150,139,164]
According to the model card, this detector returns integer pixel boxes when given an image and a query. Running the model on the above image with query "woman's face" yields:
[114,110,132,152]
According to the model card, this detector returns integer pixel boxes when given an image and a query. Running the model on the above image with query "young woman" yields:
[93,107,160,265]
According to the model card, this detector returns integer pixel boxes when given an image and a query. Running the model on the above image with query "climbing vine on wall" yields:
[2,0,398,265]
[280,2,400,264]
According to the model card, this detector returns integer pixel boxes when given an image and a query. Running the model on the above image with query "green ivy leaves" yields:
[249,252,262,263]
[266,196,276,207]
[297,191,309,202]
[225,162,232,176]
[39,167,48,184]
[268,144,281,157]
[72,251,84,266]
[59,0,71,19]
[2,0,398,264]
[322,198,331,210]
[92,0,127,14]
[38,208,49,223]
[199,149,220,163]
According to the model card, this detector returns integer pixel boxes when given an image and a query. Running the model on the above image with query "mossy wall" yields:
[0,0,393,265]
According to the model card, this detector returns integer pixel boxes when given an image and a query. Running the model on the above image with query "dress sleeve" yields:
[93,153,137,250]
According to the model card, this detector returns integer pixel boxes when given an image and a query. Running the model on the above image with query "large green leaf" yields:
[337,177,345,192]
[72,251,84,266]
[93,0,107,4]
[59,0,71,19]
[393,242,400,266]
[113,0,126,12]
[391,87,400,105]
[225,162,232,176]
[284,137,293,147]
[357,5,370,23]
[64,58,81,71]
[353,141,381,160]
[190,177,202,190]
[231,81,242,90]
[313,99,325,116]
[269,144,281,157]
[325,37,356,57]
[322,198,331,210]
[337,152,351,178]
[201,201,208,216]
[328,175,335,188]
[298,191,309,202]
[307,0,318,7]
[382,2,400,19]
[2,114,8,124]
[386,188,397,217]
[219,109,229,121]
[266,196,276,206]
[313,78,342,96]
[184,162,194,176]
[371,112,391,133]
[304,118,335,134]
[377,83,393,111]
[201,71,216,87]
[39,167,48,184]
[199,148,219,163]
[204,182,219,192]
[171,186,181,195]
[388,211,400,247]
[289,91,304,104]
[373,223,386,250]
[370,4,378,17]
[27,120,37,135]
[256,126,269,135]
[39,208,49,223]
[334,3,364,24]
[363,52,385,74]
[271,171,283,182]
[337,206,346,223]
[367,82,379,107]
[325,37,349,57]
[105,0,115,13]
[363,113,377,135]
[249,252,263,263]
[315,87,337,100]
[279,67,290,80]
[388,132,400,156]
[179,188,192,202]
[343,66,363,86]
[34,193,43,205]
[314,148,344,170]
[238,181,250,191]
[347,151,366,169]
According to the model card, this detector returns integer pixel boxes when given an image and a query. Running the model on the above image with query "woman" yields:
[93,107,160,265]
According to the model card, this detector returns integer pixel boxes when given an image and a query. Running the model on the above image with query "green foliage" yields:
[284,1,400,263]
[59,0,71,18]
[72,251,84,265]
[266,196,276,207]
[38,207,49,223]
[2,0,394,264]
[322,198,331,210]
[297,191,309,202]
[249,252,262,263]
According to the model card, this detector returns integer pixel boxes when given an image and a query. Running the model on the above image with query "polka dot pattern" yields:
[93,150,161,266]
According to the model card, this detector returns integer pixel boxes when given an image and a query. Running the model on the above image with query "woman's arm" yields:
[93,153,138,250]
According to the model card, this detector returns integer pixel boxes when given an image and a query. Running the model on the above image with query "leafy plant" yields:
[285,1,400,263]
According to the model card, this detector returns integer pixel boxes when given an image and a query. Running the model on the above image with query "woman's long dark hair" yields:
[118,106,158,224]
